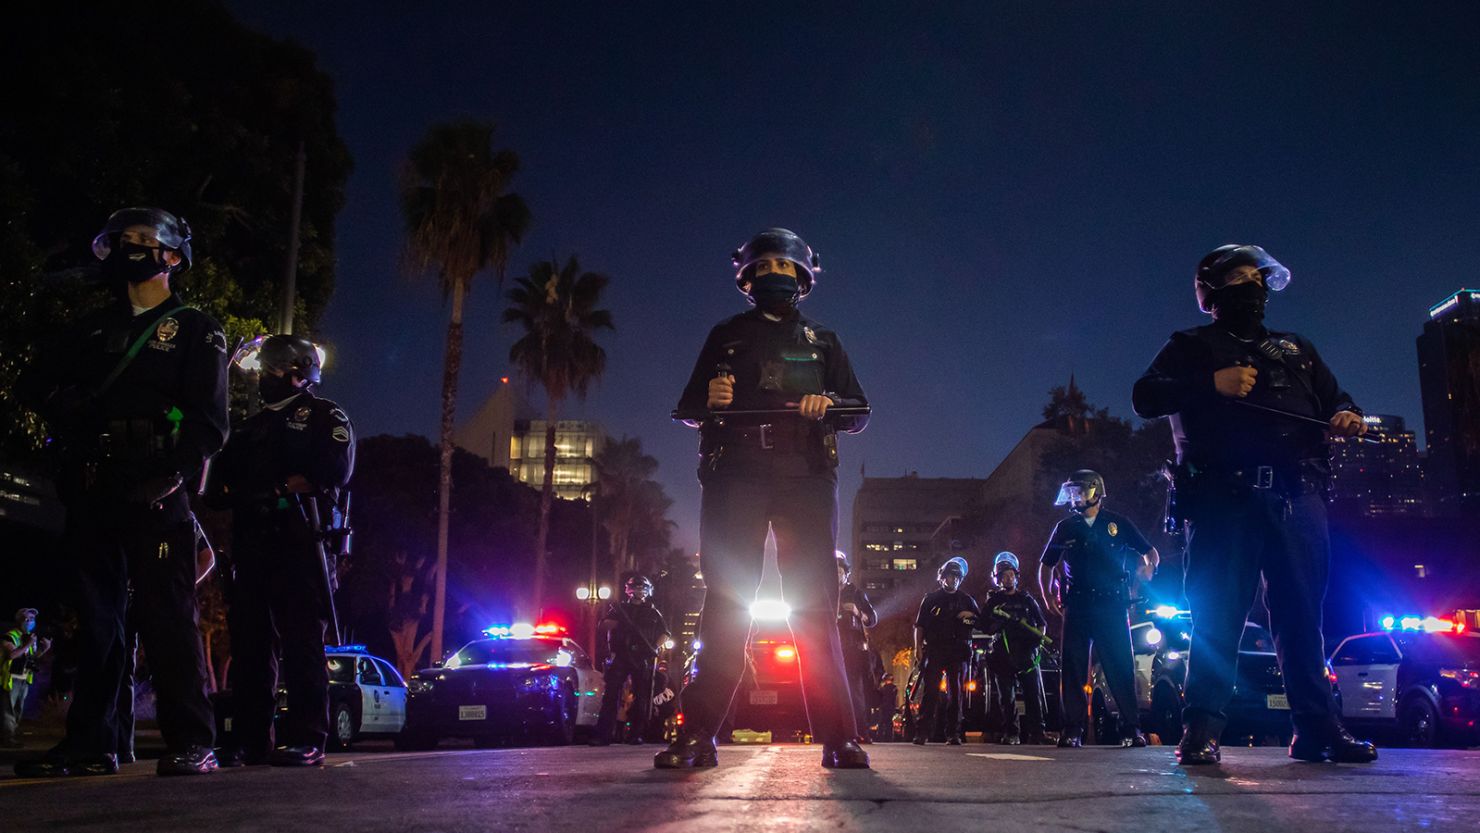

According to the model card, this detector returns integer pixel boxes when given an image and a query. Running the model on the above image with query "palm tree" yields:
[504,256,613,616]
[592,436,660,574]
[400,121,531,660]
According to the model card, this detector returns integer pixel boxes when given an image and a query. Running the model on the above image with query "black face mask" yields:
[258,374,302,404]
[1209,281,1268,336]
[747,271,800,313]
[102,242,170,285]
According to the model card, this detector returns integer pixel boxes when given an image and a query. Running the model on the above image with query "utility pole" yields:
[278,140,307,335]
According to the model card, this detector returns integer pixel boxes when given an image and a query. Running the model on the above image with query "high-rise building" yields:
[1417,288,1480,513]
[456,380,605,500]
[510,420,606,501]
[1328,414,1425,518]
[850,475,987,603]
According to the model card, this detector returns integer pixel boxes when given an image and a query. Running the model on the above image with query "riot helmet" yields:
[92,207,194,279]
[1194,244,1290,313]
[992,552,1020,589]
[624,573,654,603]
[938,556,968,590]
[835,550,852,582]
[1055,470,1106,513]
[258,335,323,385]
[732,228,821,304]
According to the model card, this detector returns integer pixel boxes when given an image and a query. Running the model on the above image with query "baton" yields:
[671,406,871,421]
[1229,399,1384,444]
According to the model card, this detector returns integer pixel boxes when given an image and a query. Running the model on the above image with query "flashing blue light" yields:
[484,625,513,638]
[1380,616,1396,631]
[1145,627,1164,646]
[328,644,368,653]
[1400,616,1423,631]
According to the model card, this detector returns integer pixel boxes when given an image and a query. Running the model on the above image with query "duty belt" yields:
[712,422,818,452]
[1214,461,1327,496]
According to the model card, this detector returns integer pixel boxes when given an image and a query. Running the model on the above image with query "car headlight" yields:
[408,679,435,694]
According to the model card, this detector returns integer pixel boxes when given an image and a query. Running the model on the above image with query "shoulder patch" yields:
[155,318,180,342]
[331,426,351,443]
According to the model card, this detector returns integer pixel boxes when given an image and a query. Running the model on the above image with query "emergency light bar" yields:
[1380,614,1466,634]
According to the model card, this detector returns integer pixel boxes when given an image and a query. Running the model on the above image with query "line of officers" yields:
[14,207,356,777]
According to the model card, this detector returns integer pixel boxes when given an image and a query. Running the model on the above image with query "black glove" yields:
[127,472,184,506]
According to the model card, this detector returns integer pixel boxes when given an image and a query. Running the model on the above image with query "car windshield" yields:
[327,655,356,683]
[1398,634,1480,665]
[444,639,567,669]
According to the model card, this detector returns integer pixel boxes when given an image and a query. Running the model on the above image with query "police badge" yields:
[803,325,820,345]
[1107,522,1119,537]
[155,318,180,341]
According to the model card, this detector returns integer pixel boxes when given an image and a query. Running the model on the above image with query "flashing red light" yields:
[676,712,685,726]
[774,645,797,662]
[500,376,510,384]
[533,622,567,636]
[1458,622,1468,634]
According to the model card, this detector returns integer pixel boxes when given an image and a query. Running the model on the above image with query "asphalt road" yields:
[3,741,1476,833]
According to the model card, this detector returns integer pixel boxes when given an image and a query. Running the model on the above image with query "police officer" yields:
[1039,470,1157,748]
[206,334,354,768]
[835,551,879,741]
[983,552,1050,745]
[593,574,670,745]
[912,557,979,745]
[1132,244,1377,765]
[15,207,227,776]
[658,228,870,770]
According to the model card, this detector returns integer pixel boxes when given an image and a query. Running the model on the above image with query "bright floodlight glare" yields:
[664,639,676,650]
[749,599,791,621]
[693,639,703,651]
[576,586,591,601]
[1380,615,1396,631]
[598,586,612,600]
[510,622,536,639]
[1153,605,1179,619]
[1145,627,1163,646]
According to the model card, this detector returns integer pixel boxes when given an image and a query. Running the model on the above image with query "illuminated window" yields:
[891,559,918,571]
[1415,564,1428,579]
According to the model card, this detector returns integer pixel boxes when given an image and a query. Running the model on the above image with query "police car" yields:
[268,645,408,750]
[399,623,603,748]
[724,600,810,741]
[1091,606,1290,745]
[1329,615,1480,747]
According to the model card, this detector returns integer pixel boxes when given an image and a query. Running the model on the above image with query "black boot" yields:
[1176,724,1220,765]
[821,739,870,769]
[1290,721,1378,763]
[15,746,119,778]
[1056,731,1083,748]
[217,746,270,767]
[269,745,325,767]
[157,745,219,776]
[653,733,718,769]
[1122,729,1149,748]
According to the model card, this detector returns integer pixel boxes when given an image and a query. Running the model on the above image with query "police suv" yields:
[1329,615,1480,747]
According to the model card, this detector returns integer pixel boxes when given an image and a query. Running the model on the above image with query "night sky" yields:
[227,2,1480,550]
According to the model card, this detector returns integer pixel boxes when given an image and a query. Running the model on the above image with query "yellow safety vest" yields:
[1,629,35,690]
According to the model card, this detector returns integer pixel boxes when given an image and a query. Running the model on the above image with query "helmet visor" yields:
[91,208,191,260]
[1054,483,1100,508]
[1201,245,1291,293]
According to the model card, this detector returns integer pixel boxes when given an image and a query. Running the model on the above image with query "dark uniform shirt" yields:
[18,295,229,523]
[205,391,355,516]
[676,308,869,437]
[837,583,878,650]
[603,601,669,662]
[1040,510,1150,604]
[983,589,1046,671]
[1131,322,1358,470]
[915,589,980,659]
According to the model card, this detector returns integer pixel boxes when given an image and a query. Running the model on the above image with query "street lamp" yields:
[577,582,612,653]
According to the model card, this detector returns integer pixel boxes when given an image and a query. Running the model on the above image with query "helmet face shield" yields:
[92,207,193,270]
[1199,245,1290,293]
[1054,482,1100,510]
[625,576,653,601]
[732,228,820,296]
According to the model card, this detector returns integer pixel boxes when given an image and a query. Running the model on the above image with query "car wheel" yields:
[545,685,577,746]
[1150,686,1182,746]
[329,703,355,751]
[1399,694,1440,748]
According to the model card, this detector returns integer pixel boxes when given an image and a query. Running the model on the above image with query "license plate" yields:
[749,690,779,706]
[459,705,488,721]
[1266,694,1290,710]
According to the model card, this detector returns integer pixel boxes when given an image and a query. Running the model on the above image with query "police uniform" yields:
[1042,508,1149,742]
[983,588,1048,742]
[207,389,354,760]
[18,295,228,770]
[913,586,979,742]
[594,599,669,742]
[658,229,870,769]
[837,580,879,738]
[1134,323,1354,753]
